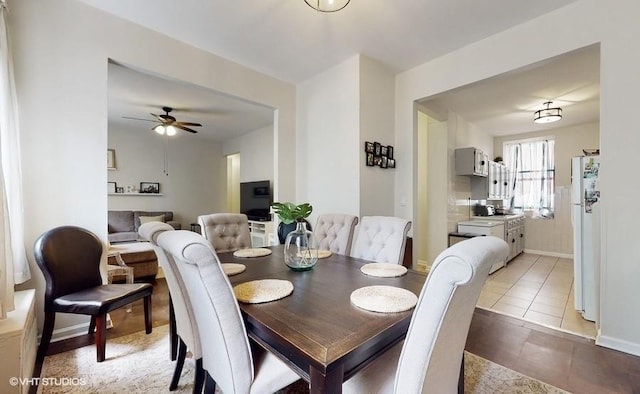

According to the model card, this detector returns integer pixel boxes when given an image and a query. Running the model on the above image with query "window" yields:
[504,138,555,218]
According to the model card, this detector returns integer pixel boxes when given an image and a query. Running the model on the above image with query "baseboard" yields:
[595,334,640,357]
[48,315,115,342]
[49,321,91,342]
[523,249,573,259]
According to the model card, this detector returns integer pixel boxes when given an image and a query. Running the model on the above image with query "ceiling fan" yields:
[124,106,202,135]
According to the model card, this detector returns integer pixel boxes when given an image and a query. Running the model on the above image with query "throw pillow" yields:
[139,215,165,225]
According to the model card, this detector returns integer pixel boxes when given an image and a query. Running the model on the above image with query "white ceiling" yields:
[108,62,275,142]
[420,45,600,136]
[98,0,598,140]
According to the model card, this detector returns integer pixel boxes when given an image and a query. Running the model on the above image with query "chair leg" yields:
[204,372,216,394]
[194,358,205,394]
[88,316,96,334]
[458,352,465,394]
[169,338,187,391]
[31,310,56,391]
[95,314,107,362]
[144,294,152,334]
[169,296,178,361]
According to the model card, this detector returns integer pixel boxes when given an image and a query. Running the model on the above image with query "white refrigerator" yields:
[571,155,600,322]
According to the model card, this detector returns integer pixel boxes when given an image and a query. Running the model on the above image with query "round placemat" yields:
[233,279,294,304]
[360,263,408,278]
[232,248,273,258]
[350,285,418,313]
[222,263,246,276]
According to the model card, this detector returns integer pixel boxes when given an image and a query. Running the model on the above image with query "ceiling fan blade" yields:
[122,116,155,122]
[150,113,165,122]
[175,121,202,127]
[175,125,198,134]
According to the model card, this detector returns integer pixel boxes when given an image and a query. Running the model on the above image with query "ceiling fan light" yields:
[304,0,350,12]
[166,125,177,136]
[154,125,166,135]
[533,101,563,124]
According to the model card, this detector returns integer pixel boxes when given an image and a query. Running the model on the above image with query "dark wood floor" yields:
[46,278,640,393]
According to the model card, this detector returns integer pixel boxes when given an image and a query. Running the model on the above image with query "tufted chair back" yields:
[198,213,252,253]
[350,216,412,264]
[343,236,509,393]
[313,214,358,255]
[139,222,201,358]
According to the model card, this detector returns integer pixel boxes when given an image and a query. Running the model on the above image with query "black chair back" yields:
[34,226,103,310]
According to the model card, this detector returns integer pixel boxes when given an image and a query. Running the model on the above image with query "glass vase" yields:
[284,221,318,271]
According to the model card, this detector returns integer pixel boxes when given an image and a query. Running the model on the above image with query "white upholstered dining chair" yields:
[138,222,204,393]
[313,213,359,255]
[350,216,412,264]
[198,213,252,253]
[156,230,301,394]
[343,236,509,393]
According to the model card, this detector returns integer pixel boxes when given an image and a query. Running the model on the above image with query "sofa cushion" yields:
[139,215,165,225]
[108,210,135,233]
[134,211,174,230]
[108,232,139,243]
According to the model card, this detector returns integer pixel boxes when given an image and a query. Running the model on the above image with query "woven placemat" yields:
[351,285,418,313]
[232,248,273,258]
[233,279,294,304]
[360,262,408,277]
[222,263,246,276]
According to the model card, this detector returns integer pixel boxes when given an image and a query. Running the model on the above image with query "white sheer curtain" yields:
[0,1,30,319]
[505,139,555,219]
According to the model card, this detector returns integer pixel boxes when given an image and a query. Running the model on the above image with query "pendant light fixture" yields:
[304,0,350,12]
[534,101,563,124]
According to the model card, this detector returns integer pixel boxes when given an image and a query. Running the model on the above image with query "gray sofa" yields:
[108,210,181,243]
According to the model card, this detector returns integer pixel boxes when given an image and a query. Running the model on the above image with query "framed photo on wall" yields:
[107,182,116,194]
[366,153,374,166]
[365,141,374,153]
[140,182,160,194]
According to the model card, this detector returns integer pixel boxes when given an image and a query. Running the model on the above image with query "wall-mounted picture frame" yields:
[107,182,116,194]
[380,156,388,168]
[381,146,388,157]
[388,158,396,168]
[107,149,116,170]
[365,141,374,153]
[366,152,374,166]
[140,182,160,194]
[116,186,124,193]
[387,146,394,159]
[374,156,382,166]
[373,142,381,156]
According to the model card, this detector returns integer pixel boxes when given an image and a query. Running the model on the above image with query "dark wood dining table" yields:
[218,246,427,394]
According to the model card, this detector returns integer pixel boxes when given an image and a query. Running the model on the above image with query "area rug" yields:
[39,325,569,393]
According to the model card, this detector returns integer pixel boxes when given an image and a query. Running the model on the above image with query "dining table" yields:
[218,245,427,394]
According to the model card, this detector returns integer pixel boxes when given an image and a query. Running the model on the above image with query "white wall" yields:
[359,56,396,217]
[10,0,296,337]
[494,122,599,256]
[108,126,225,227]
[222,125,274,183]
[296,55,360,226]
[296,54,396,228]
[396,0,640,355]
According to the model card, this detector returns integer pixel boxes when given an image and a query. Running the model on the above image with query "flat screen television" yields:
[240,180,272,221]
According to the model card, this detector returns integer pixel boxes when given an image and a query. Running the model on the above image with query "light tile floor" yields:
[477,252,597,338]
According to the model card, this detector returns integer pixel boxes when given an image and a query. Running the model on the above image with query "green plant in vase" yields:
[272,202,317,271]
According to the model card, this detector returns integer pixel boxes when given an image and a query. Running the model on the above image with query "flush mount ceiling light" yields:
[534,101,563,124]
[304,0,350,12]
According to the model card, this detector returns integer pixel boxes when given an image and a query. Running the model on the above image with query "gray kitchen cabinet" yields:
[455,147,489,177]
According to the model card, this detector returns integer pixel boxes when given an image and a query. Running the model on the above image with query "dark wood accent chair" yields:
[34,226,153,365]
